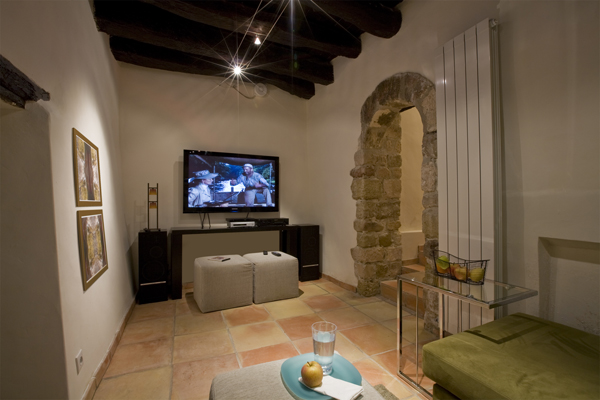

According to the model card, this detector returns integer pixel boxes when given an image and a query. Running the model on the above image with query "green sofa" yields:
[422,313,599,400]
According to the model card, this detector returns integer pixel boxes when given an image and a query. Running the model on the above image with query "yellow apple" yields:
[450,263,461,277]
[301,361,323,388]
[454,266,467,281]
[468,267,485,282]
[436,256,450,274]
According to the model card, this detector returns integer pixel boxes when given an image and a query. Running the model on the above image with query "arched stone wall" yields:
[350,72,438,297]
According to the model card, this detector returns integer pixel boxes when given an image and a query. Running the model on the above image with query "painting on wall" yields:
[73,128,102,206]
[77,209,108,290]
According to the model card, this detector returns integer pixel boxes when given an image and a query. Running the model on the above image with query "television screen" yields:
[183,149,279,214]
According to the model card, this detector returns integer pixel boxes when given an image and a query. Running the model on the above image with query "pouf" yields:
[243,251,299,304]
[209,357,386,400]
[193,254,253,313]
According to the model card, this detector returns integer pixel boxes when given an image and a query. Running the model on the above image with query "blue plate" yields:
[280,353,362,400]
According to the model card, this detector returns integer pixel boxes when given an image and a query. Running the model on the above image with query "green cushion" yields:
[422,313,600,400]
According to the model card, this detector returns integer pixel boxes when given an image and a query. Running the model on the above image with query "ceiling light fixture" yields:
[233,65,242,75]
[254,36,261,45]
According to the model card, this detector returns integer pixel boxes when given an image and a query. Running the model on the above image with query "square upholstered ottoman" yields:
[193,255,253,313]
[243,251,299,304]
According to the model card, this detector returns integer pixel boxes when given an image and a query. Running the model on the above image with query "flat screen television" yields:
[183,149,279,214]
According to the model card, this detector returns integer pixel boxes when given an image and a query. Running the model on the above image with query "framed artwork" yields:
[73,128,102,206]
[77,209,108,290]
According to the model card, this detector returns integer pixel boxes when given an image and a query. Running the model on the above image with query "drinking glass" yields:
[312,321,337,375]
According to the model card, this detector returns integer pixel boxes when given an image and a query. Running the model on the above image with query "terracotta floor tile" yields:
[355,301,398,322]
[301,294,349,312]
[175,312,225,336]
[229,321,290,352]
[171,354,239,400]
[371,350,398,376]
[222,304,271,327]
[120,317,174,345]
[262,298,315,320]
[342,324,396,355]
[333,290,381,306]
[293,337,314,354]
[382,318,398,333]
[173,330,234,364]
[175,293,202,316]
[318,307,375,330]
[277,314,324,341]
[104,338,172,378]
[299,281,315,287]
[238,342,300,367]
[315,281,346,293]
[382,378,418,400]
[298,285,328,298]
[334,333,367,363]
[130,301,176,323]
[352,358,397,388]
[94,366,172,400]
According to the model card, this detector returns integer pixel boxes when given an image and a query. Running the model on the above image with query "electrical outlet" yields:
[75,349,84,374]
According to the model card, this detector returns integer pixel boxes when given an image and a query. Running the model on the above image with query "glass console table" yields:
[396,271,538,398]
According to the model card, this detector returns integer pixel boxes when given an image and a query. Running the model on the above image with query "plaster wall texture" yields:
[0,2,134,399]
[307,0,599,329]
[399,107,424,234]
[117,64,309,279]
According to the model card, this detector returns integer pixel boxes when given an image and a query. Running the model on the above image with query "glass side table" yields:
[396,271,538,398]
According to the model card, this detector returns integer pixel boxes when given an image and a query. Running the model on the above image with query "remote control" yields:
[263,251,268,255]
[272,252,281,257]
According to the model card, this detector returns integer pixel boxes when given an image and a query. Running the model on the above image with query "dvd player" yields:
[226,218,257,228]
[255,218,289,227]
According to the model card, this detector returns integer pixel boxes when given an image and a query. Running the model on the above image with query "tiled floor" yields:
[93,278,429,400]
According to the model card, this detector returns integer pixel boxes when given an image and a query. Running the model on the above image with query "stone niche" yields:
[351,72,439,333]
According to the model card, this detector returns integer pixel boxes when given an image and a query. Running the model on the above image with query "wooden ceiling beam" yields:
[93,1,334,85]
[0,55,50,108]
[110,37,315,99]
[137,0,362,59]
[308,1,402,38]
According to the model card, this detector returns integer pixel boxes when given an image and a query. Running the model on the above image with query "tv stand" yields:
[169,224,319,299]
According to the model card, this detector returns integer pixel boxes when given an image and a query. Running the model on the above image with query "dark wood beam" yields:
[0,55,50,108]
[308,1,402,38]
[138,0,362,59]
[110,37,315,99]
[93,1,334,85]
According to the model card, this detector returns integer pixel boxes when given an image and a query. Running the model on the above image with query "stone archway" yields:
[350,72,438,297]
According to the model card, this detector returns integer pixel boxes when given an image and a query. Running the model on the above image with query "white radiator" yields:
[435,19,500,331]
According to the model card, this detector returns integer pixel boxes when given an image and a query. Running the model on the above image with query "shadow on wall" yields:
[538,237,600,335]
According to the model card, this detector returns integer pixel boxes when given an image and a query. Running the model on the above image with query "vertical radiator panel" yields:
[436,19,498,332]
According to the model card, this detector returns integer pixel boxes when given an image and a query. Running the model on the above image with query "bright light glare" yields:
[254,36,261,45]
[233,66,242,75]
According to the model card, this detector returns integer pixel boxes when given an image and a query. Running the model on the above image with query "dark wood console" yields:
[169,225,319,299]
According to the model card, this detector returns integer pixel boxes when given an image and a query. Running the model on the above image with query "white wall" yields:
[118,64,309,275]
[498,1,599,325]
[0,1,134,399]
[306,1,499,286]
[306,0,599,330]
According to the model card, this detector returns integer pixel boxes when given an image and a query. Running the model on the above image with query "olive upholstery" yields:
[422,313,600,400]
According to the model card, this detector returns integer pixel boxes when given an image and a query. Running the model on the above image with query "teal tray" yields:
[280,353,362,400]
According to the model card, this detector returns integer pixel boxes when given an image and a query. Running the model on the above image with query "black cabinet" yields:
[293,224,321,282]
[138,230,169,304]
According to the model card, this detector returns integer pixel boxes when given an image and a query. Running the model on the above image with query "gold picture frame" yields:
[73,128,102,206]
[77,209,108,290]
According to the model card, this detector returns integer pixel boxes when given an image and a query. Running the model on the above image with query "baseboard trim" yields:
[81,297,137,400]
[320,273,356,293]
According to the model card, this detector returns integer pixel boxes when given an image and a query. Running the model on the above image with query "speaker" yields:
[296,225,320,282]
[138,230,168,304]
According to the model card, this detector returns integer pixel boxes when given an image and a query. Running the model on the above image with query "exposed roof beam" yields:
[307,1,402,38]
[138,0,362,59]
[110,37,315,99]
[94,1,334,85]
[0,55,50,108]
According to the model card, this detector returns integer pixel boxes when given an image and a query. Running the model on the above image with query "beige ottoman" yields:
[194,255,253,313]
[243,251,299,304]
